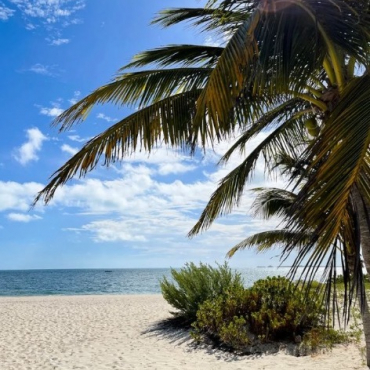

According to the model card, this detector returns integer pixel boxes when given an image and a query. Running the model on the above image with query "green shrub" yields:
[301,327,351,353]
[160,262,244,323]
[193,276,325,350]
[192,287,252,349]
[247,276,324,341]
[220,316,250,349]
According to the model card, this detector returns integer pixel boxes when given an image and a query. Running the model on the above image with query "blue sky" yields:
[0,0,285,269]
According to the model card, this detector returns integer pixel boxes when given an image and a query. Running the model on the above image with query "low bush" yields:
[334,274,370,284]
[160,262,244,323]
[301,327,350,353]
[193,276,325,350]
[247,276,324,341]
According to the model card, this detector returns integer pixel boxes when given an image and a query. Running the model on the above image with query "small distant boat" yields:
[104,270,113,273]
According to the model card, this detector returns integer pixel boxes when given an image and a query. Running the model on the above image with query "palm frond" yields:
[189,114,307,236]
[152,7,248,34]
[54,68,211,131]
[35,90,202,204]
[122,45,224,69]
[192,0,369,142]
[272,151,310,179]
[220,98,307,164]
[251,187,296,219]
[292,75,370,251]
[191,9,261,148]
[227,230,310,257]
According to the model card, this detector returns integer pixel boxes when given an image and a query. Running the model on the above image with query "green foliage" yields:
[160,262,243,323]
[219,316,250,349]
[335,274,370,284]
[193,276,325,350]
[302,328,350,353]
[192,286,248,339]
[247,277,323,341]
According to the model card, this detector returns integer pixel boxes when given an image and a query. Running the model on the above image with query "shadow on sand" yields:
[141,317,303,362]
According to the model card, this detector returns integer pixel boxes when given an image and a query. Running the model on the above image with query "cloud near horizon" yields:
[1,130,286,264]
[46,134,285,246]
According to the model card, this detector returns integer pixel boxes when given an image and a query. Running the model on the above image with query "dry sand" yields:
[0,294,366,370]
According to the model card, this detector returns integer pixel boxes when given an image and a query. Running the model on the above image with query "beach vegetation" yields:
[301,327,352,354]
[192,276,325,350]
[160,262,243,323]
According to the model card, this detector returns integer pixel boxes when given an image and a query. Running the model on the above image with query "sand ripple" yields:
[0,295,366,369]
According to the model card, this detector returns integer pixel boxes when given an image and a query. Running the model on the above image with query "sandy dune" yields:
[0,294,366,370]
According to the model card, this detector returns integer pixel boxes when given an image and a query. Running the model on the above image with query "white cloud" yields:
[39,92,79,118]
[0,130,287,266]
[25,22,36,29]
[28,63,56,76]
[158,162,196,175]
[68,134,87,143]
[68,90,80,105]
[0,3,15,20]
[49,37,69,46]
[0,181,43,212]
[77,220,147,242]
[47,147,281,244]
[39,105,63,117]
[7,213,42,222]
[119,147,199,176]
[97,113,116,123]
[13,127,48,166]
[9,0,85,24]
[1,129,288,264]
[61,144,78,156]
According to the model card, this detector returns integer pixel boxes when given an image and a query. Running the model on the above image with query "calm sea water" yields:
[0,267,312,297]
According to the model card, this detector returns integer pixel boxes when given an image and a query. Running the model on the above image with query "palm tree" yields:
[227,151,370,359]
[227,151,362,305]
[34,0,370,364]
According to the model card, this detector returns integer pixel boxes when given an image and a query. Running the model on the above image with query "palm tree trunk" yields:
[353,187,370,367]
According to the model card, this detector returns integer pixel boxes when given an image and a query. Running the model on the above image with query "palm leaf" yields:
[35,90,202,204]
[251,187,296,219]
[189,113,307,236]
[227,230,310,257]
[122,45,224,69]
[152,7,248,34]
[220,98,307,164]
[191,9,260,148]
[193,0,369,143]
[54,68,211,131]
[292,75,370,251]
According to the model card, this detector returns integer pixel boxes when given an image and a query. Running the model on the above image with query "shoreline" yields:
[0,294,366,370]
[0,292,162,301]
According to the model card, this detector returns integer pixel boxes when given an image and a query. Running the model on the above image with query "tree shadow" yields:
[141,316,193,346]
[141,317,304,362]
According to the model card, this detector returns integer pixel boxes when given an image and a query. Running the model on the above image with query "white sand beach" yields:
[0,294,366,370]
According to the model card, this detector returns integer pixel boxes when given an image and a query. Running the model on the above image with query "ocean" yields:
[0,267,312,297]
